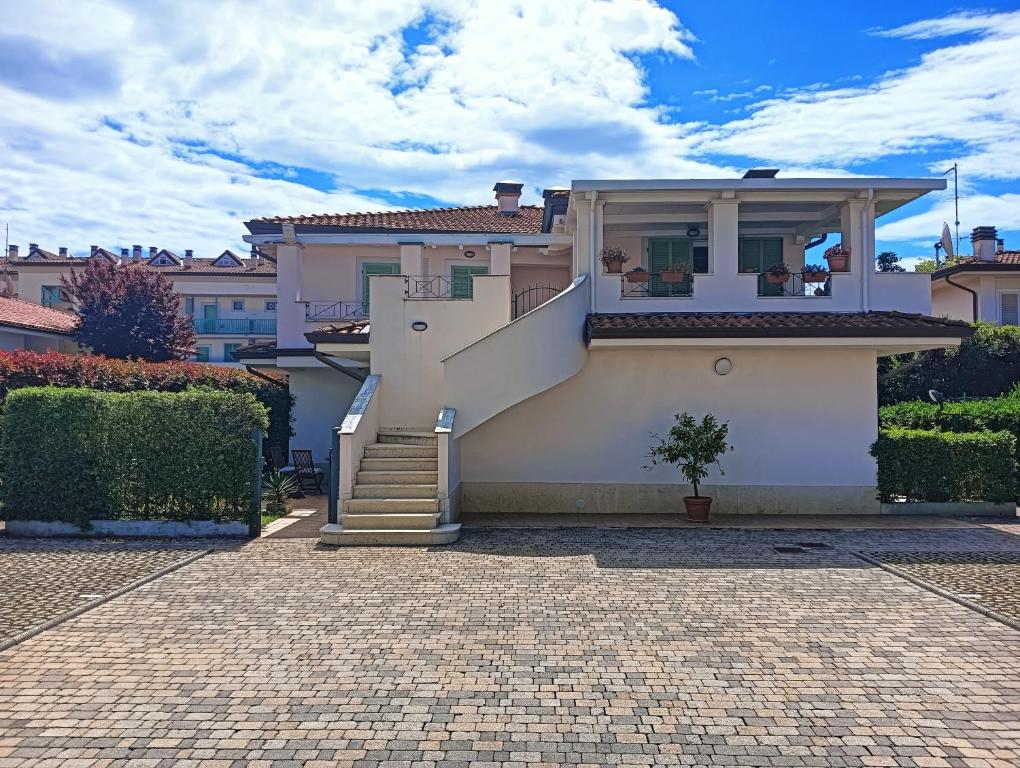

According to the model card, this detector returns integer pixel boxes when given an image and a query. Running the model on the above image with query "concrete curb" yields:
[0,549,210,654]
[850,550,1020,633]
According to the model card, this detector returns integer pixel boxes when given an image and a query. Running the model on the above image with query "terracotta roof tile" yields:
[586,311,972,339]
[305,319,370,344]
[996,250,1020,265]
[0,296,77,335]
[246,205,544,235]
[15,255,275,275]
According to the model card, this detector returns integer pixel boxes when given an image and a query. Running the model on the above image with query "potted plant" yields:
[262,470,298,518]
[764,263,792,285]
[801,263,829,282]
[659,263,689,283]
[600,247,630,274]
[645,412,731,522]
[625,266,650,283]
[824,243,850,272]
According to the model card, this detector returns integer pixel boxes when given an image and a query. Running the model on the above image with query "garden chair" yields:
[268,445,288,472]
[291,449,324,494]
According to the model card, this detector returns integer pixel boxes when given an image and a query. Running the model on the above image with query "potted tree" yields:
[645,412,731,522]
[801,263,829,282]
[764,263,792,285]
[824,243,850,272]
[625,266,650,283]
[659,263,689,284]
[262,470,298,518]
[600,247,630,274]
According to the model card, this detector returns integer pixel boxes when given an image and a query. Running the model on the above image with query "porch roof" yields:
[305,319,370,344]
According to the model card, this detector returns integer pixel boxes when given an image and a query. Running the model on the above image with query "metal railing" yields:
[757,271,831,298]
[305,300,368,322]
[513,284,562,319]
[406,275,459,299]
[620,272,694,298]
[193,318,277,335]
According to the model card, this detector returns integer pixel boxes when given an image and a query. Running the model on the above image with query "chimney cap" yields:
[493,180,524,194]
[29,242,38,250]
[542,186,569,199]
[90,245,98,255]
[59,247,68,257]
[742,168,780,179]
[971,226,998,241]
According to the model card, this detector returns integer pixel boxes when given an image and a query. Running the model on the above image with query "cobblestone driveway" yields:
[0,536,210,644]
[1,527,1019,767]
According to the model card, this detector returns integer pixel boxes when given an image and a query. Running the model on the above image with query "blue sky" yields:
[1,0,1019,267]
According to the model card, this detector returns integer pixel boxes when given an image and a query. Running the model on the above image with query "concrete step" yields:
[364,443,438,459]
[359,457,438,472]
[353,484,438,499]
[344,498,439,514]
[356,470,437,485]
[342,512,441,530]
[377,431,437,447]
[320,523,461,547]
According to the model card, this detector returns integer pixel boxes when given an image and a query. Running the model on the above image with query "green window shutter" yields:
[761,238,783,266]
[361,262,400,310]
[738,239,760,273]
[451,265,489,299]
[648,238,692,297]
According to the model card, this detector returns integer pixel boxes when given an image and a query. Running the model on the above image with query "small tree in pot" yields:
[645,412,731,522]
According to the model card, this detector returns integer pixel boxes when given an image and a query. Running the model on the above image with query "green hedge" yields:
[870,427,1016,504]
[0,387,268,526]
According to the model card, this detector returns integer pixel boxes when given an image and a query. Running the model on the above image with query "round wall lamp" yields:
[686,226,701,238]
[411,321,428,332]
[464,250,476,259]
[714,357,732,375]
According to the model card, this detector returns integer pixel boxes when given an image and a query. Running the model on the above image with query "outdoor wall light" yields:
[464,250,475,259]
[714,357,732,375]
[687,226,701,238]
[411,321,428,332]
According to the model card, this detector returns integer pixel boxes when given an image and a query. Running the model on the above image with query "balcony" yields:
[756,270,831,298]
[305,301,368,322]
[620,271,693,299]
[192,318,277,335]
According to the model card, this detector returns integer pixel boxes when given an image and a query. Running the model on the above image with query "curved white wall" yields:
[443,274,590,437]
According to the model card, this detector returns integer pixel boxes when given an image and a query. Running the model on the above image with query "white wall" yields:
[369,273,511,428]
[932,279,976,322]
[0,329,76,353]
[286,365,364,462]
[460,346,879,489]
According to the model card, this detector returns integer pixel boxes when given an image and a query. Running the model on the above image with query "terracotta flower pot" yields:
[802,271,828,282]
[604,260,624,274]
[765,272,791,285]
[826,254,849,272]
[626,271,650,284]
[683,495,712,523]
[660,271,688,284]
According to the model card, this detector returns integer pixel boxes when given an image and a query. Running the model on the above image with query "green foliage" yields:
[262,470,297,506]
[645,412,731,497]
[879,323,1020,405]
[876,250,905,272]
[870,427,1016,503]
[914,254,968,273]
[0,387,268,526]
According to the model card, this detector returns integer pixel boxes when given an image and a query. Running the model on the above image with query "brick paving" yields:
[0,526,1018,766]
[0,535,210,644]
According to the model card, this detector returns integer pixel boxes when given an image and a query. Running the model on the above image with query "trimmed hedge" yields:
[0,387,268,526]
[0,350,291,452]
[870,427,1016,504]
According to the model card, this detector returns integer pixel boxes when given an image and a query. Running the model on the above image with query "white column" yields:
[707,198,739,274]
[489,242,512,275]
[275,243,307,348]
[399,243,424,276]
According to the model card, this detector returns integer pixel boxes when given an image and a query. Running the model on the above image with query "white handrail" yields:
[435,406,457,521]
[338,374,381,503]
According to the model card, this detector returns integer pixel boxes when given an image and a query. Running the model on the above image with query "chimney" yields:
[998,239,1006,255]
[58,247,68,258]
[90,245,98,257]
[493,181,523,216]
[972,226,998,262]
[7,244,17,259]
[29,242,38,252]
[132,244,142,261]
[149,246,157,261]
[249,244,259,262]
[541,186,569,232]
[120,248,129,264]
[184,249,193,266]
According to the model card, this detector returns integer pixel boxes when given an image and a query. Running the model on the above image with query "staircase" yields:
[321,430,461,546]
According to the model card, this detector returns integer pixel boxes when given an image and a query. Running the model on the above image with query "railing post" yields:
[328,426,341,526]
[249,429,263,538]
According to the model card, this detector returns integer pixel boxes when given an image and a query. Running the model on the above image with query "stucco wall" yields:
[459,346,881,514]
[287,366,363,462]
[932,279,976,322]
[0,329,75,353]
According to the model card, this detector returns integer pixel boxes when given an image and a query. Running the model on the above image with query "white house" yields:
[930,226,1020,324]
[6,244,277,365]
[239,173,970,545]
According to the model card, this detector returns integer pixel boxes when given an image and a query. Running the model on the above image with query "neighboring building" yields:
[7,243,277,364]
[930,227,1020,324]
[0,295,78,353]
[239,173,969,544]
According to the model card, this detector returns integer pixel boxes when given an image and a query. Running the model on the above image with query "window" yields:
[739,237,785,297]
[151,254,175,266]
[361,262,401,307]
[195,346,211,363]
[184,297,195,315]
[224,343,241,360]
[646,238,697,297]
[1000,293,1019,325]
[265,300,277,311]
[451,264,489,298]
[232,299,245,311]
[40,286,66,307]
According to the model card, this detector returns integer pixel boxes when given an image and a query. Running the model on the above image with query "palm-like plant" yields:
[262,471,297,515]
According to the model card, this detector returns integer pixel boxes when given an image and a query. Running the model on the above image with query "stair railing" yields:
[435,406,457,523]
[324,374,381,534]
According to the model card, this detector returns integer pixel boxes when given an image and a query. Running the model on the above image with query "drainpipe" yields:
[244,365,287,387]
[589,191,598,309]
[944,274,978,323]
[314,352,367,383]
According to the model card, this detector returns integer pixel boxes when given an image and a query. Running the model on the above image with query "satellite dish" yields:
[928,389,944,405]
[941,223,954,259]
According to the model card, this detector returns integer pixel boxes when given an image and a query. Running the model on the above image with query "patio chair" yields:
[268,445,288,471]
[291,449,324,494]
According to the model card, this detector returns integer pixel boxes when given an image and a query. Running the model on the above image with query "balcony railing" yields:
[406,275,460,299]
[620,272,693,298]
[757,271,831,298]
[192,318,277,335]
[305,300,368,322]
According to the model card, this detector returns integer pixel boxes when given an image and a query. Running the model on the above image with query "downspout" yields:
[589,191,598,309]
[314,352,368,383]
[943,274,978,323]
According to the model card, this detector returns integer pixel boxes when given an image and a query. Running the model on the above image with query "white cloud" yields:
[877,193,1020,242]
